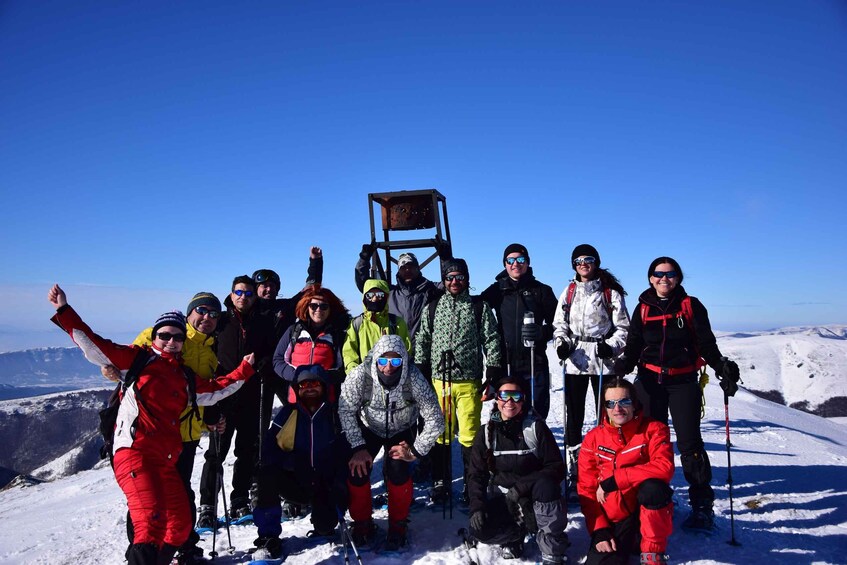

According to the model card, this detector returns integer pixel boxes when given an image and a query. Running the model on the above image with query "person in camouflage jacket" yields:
[413,258,503,505]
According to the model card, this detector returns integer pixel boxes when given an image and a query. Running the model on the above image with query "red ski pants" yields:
[114,448,191,549]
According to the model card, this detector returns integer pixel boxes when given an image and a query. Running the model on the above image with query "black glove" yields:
[359,242,375,260]
[505,487,521,505]
[469,510,486,532]
[596,340,614,359]
[591,527,614,546]
[521,322,542,344]
[556,339,573,361]
[436,240,453,260]
[485,366,503,383]
[718,358,740,397]
[418,363,432,380]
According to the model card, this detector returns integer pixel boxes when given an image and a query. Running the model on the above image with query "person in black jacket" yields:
[250,365,349,561]
[481,243,558,418]
[197,275,279,525]
[621,256,740,533]
[467,376,568,563]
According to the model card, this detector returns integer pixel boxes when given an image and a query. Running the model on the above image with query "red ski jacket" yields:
[577,413,674,532]
[52,305,254,462]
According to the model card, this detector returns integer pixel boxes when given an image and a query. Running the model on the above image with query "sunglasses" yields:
[156,331,186,343]
[233,289,254,297]
[253,270,279,284]
[604,398,634,409]
[651,271,678,279]
[505,256,527,266]
[194,306,220,319]
[365,291,386,300]
[445,274,467,282]
[308,303,330,311]
[298,379,323,390]
[376,357,403,367]
[573,256,596,266]
[496,390,525,403]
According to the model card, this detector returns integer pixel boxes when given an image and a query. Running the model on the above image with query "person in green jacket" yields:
[342,278,412,373]
[414,258,503,505]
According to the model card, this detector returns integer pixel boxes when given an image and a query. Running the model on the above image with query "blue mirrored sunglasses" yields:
[651,271,678,279]
[376,357,403,367]
[233,289,254,297]
[604,398,634,409]
[505,256,527,265]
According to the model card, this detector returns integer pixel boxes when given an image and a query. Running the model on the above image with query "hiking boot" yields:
[252,537,283,560]
[501,539,524,559]
[350,520,378,548]
[430,480,449,504]
[641,552,669,564]
[682,506,714,532]
[175,545,206,565]
[382,520,408,552]
[306,527,337,540]
[542,554,567,565]
[283,501,303,519]
[195,505,217,529]
[229,497,252,521]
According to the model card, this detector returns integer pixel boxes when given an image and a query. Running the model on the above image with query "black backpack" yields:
[97,349,199,464]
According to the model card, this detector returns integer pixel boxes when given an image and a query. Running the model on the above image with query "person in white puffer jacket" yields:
[552,244,631,495]
[338,333,444,551]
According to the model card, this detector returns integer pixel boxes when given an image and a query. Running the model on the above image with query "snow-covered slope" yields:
[1,363,845,565]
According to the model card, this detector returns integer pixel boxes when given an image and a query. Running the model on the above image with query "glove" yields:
[596,340,614,359]
[505,487,521,505]
[359,242,375,260]
[556,339,574,361]
[469,510,486,531]
[521,322,541,344]
[436,240,453,260]
[718,358,740,397]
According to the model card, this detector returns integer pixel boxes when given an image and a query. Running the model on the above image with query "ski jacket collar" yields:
[494,266,537,288]
[638,285,689,309]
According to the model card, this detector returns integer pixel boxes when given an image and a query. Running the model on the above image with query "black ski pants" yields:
[564,373,601,447]
[637,369,714,508]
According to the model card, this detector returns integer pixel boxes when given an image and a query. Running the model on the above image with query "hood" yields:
[362,279,391,314]
[368,334,410,389]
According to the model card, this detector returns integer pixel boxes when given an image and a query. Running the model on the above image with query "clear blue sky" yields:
[1,1,845,351]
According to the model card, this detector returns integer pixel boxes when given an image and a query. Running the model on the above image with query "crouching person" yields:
[578,377,674,565]
[251,364,349,560]
[467,377,569,564]
[338,335,444,552]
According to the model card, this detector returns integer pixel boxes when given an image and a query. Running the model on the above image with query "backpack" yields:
[351,312,398,335]
[639,296,705,373]
[562,281,613,325]
[484,414,542,473]
[97,349,199,464]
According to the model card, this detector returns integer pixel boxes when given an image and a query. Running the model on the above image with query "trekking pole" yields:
[724,391,741,547]
[337,507,364,565]
[213,432,234,555]
[447,359,454,520]
[209,434,219,560]
[594,354,604,428]
[457,528,479,565]
[522,312,536,413]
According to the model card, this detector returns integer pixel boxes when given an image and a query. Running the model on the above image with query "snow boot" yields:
[196,505,217,529]
[230,497,252,521]
[351,520,378,549]
[251,536,283,560]
[501,538,525,559]
[682,505,714,532]
[282,501,303,519]
[641,552,669,564]
[430,480,449,504]
[382,519,409,552]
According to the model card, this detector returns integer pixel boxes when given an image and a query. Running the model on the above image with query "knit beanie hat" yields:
[397,252,419,268]
[442,258,470,280]
[152,310,187,336]
[187,292,222,314]
[571,244,601,269]
[231,275,255,291]
[502,243,530,265]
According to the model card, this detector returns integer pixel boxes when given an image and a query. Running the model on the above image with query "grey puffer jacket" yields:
[552,278,630,375]
[338,334,444,458]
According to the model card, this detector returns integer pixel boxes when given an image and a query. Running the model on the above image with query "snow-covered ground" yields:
[1,352,846,565]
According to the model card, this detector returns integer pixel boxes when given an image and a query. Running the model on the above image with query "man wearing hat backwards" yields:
[481,243,558,418]
[101,292,223,564]
[467,376,568,563]
[250,364,350,561]
[414,258,503,505]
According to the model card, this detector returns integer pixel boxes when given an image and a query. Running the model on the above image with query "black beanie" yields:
[502,243,530,265]
[152,310,187,337]
[442,258,470,280]
[187,292,222,314]
[571,244,601,269]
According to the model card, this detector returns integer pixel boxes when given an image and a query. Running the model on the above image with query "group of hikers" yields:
[48,241,741,565]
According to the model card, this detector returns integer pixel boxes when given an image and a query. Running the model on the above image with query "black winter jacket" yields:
[622,285,724,376]
[480,268,558,378]
[467,409,566,515]
[257,255,324,341]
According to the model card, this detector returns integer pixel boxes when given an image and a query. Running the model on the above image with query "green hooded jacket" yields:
[342,278,412,372]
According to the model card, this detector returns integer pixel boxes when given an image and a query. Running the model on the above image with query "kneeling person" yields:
[578,377,674,565]
[251,365,349,560]
[467,377,568,563]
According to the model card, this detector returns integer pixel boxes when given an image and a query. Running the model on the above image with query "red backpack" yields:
[639,297,705,375]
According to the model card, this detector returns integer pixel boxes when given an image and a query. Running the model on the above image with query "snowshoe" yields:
[250,537,283,562]
[380,520,409,554]
[350,520,382,551]
[682,507,715,533]
[195,505,217,532]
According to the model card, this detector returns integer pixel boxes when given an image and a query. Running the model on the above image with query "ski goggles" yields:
[651,270,678,279]
[573,256,596,266]
[444,274,467,282]
[298,379,323,390]
[376,357,403,368]
[156,331,186,343]
[604,398,634,409]
[193,306,220,319]
[496,390,525,403]
[365,290,386,300]
[233,289,254,297]
[505,256,527,265]
[308,302,330,311]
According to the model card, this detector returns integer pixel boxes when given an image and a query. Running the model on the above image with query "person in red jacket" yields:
[578,377,674,565]
[48,284,256,565]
